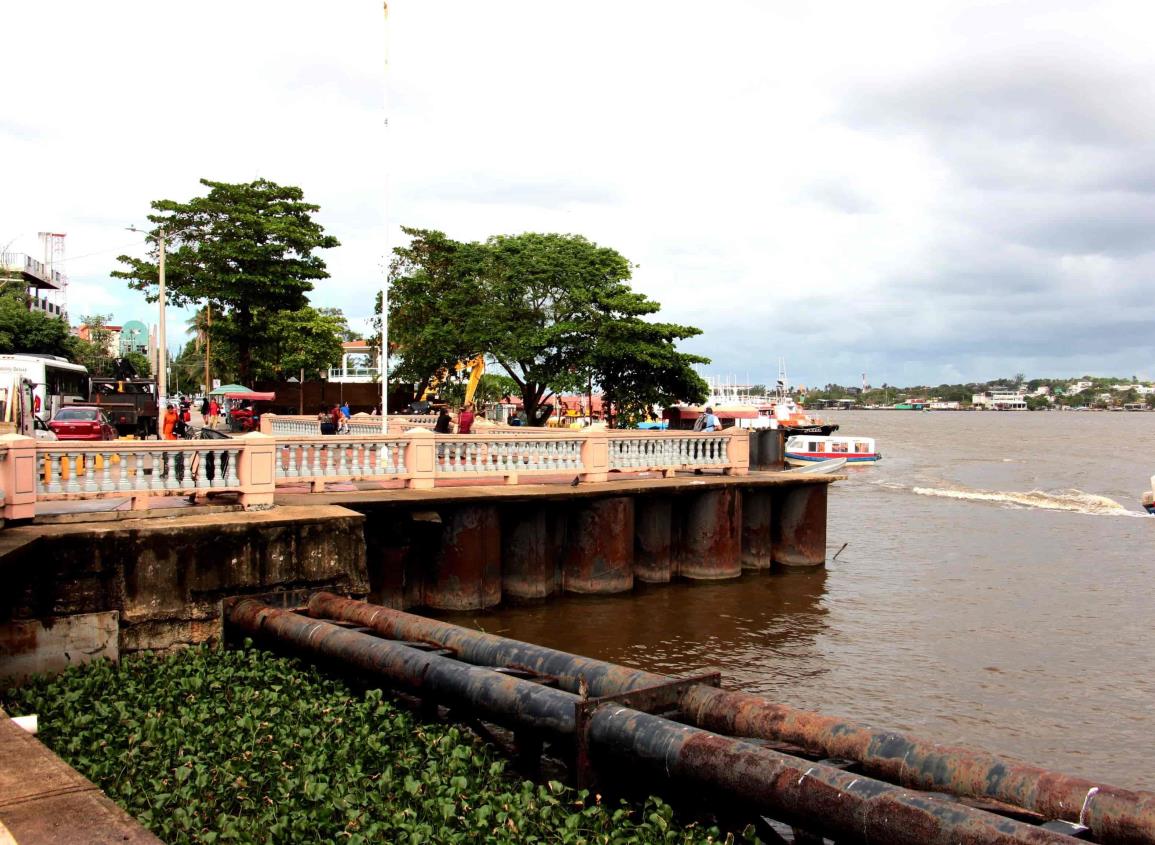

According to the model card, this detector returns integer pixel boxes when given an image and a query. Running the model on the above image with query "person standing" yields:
[340,400,351,419]
[457,402,476,434]
[434,407,452,433]
[318,405,334,435]
[208,397,220,429]
[162,405,178,440]
[200,395,210,424]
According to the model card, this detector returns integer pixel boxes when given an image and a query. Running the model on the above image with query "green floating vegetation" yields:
[3,646,754,845]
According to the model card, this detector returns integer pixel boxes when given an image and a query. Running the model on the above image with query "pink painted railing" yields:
[0,427,749,518]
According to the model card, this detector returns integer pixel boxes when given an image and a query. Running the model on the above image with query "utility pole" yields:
[380,0,390,432]
[128,225,168,411]
[203,303,212,396]
[157,226,168,409]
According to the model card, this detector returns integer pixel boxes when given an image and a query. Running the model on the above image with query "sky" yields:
[4,0,1155,388]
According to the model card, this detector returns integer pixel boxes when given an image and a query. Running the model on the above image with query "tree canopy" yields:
[0,285,77,359]
[384,228,708,424]
[113,178,340,383]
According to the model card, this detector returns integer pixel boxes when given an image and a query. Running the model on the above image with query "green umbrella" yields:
[209,384,250,396]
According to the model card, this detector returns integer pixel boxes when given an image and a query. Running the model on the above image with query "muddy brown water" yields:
[441,410,1155,790]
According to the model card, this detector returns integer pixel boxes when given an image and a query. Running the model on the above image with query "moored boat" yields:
[785,434,880,466]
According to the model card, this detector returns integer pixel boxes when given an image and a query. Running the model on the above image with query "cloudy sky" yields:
[4,1,1154,387]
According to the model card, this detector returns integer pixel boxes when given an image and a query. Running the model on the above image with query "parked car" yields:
[33,417,57,441]
[48,406,117,441]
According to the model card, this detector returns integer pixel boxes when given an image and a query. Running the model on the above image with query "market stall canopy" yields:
[209,384,249,396]
[225,392,275,401]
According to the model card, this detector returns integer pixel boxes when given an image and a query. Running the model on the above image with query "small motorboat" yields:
[785,435,880,467]
[1142,477,1155,514]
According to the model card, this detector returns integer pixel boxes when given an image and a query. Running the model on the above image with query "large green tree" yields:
[113,178,340,383]
[0,284,77,359]
[384,229,708,425]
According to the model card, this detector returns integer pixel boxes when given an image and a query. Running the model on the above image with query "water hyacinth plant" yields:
[2,645,756,844]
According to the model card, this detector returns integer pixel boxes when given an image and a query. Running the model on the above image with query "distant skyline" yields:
[5,1,1155,387]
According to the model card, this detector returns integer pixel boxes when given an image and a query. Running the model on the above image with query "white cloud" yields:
[3,0,1155,385]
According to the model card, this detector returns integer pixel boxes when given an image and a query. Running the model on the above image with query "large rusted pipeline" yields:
[229,598,1076,845]
[308,591,1155,845]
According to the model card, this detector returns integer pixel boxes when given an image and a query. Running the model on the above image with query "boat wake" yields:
[910,486,1141,516]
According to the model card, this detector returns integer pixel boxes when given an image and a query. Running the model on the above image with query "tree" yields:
[113,178,340,383]
[73,314,117,376]
[385,229,708,425]
[0,285,77,359]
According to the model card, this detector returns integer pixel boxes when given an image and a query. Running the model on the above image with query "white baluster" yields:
[350,442,364,477]
[100,452,113,491]
[226,449,240,487]
[337,441,350,478]
[46,452,62,494]
[80,453,98,493]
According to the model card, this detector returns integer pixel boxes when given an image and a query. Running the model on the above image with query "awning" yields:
[225,392,275,401]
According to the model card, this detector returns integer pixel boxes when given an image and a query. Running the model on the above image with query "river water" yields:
[443,410,1155,790]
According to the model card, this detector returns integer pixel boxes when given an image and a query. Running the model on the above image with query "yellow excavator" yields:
[419,356,485,405]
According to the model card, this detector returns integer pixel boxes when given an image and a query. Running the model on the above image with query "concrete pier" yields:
[0,473,837,672]
[634,496,673,583]
[772,484,829,567]
[562,497,635,594]
[673,487,742,580]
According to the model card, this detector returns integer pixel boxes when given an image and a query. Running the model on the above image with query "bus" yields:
[0,354,90,429]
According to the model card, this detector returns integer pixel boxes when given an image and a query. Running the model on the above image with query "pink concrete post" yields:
[580,429,609,483]
[0,434,38,521]
[236,432,276,510]
[725,428,750,476]
[260,413,276,435]
[405,429,435,489]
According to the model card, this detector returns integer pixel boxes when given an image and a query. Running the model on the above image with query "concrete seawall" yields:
[0,473,834,682]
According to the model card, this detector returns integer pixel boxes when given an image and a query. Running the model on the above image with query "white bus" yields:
[0,354,90,429]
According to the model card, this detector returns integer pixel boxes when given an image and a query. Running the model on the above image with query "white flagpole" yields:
[380,1,391,432]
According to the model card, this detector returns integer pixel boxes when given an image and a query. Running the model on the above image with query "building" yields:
[328,340,379,383]
[75,323,122,357]
[0,252,68,321]
[972,391,1028,410]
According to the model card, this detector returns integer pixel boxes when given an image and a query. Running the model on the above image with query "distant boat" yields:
[785,435,880,466]
[1143,476,1155,514]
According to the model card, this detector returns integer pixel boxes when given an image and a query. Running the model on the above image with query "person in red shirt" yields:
[457,402,476,434]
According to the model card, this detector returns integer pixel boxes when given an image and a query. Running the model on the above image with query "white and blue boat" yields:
[785,435,880,467]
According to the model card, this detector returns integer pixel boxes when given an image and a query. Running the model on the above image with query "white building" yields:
[1070,381,1093,394]
[973,391,1028,410]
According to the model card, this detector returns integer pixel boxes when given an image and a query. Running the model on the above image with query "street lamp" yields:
[127,225,167,410]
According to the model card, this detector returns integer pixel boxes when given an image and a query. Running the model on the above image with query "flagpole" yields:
[380,1,391,432]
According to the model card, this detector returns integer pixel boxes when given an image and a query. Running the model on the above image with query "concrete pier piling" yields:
[422,505,502,610]
[674,487,742,579]
[772,484,828,567]
[740,489,774,570]
[562,497,635,594]
[500,507,561,601]
[633,497,673,583]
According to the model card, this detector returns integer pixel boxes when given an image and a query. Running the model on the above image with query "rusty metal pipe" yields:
[230,598,1076,845]
[307,591,1155,844]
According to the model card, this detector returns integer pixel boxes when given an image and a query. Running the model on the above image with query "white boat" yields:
[785,435,880,466]
[783,457,847,475]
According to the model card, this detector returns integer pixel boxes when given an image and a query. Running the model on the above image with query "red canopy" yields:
[225,392,275,401]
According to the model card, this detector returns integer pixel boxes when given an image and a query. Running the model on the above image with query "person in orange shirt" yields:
[162,405,178,440]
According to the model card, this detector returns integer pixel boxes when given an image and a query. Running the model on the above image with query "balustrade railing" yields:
[0,427,749,519]
[36,442,243,498]
[274,436,408,484]
[609,432,731,471]
[435,434,584,476]
[263,414,438,435]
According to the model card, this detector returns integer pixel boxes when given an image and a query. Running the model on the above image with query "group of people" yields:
[434,402,475,434]
[198,396,222,429]
[317,401,352,435]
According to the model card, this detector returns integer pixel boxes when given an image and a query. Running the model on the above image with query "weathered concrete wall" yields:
[347,476,832,610]
[0,506,368,658]
[0,476,833,675]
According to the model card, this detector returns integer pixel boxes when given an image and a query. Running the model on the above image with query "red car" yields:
[48,406,118,441]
